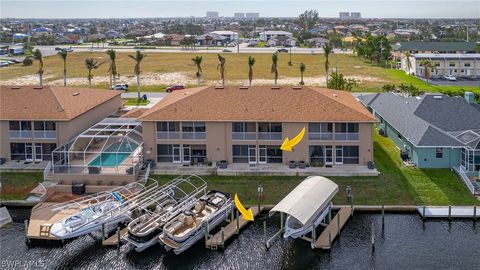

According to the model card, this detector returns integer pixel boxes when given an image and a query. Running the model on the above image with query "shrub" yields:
[23,57,33,66]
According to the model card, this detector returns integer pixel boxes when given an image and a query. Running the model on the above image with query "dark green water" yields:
[1,207,479,269]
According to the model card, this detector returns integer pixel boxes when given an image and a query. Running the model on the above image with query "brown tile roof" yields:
[139,86,377,122]
[121,108,149,118]
[0,85,121,121]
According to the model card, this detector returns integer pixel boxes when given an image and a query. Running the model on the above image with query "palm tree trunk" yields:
[301,72,304,85]
[197,75,200,87]
[63,67,67,86]
[39,73,43,87]
[113,74,116,87]
[249,70,253,86]
[136,74,141,100]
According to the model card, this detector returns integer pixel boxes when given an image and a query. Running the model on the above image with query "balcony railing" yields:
[232,132,256,140]
[258,132,282,140]
[334,133,359,140]
[34,130,56,139]
[182,132,206,140]
[156,131,181,140]
[9,130,33,139]
[156,131,205,140]
[308,132,333,140]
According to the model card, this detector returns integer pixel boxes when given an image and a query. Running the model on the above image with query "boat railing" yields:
[48,181,150,212]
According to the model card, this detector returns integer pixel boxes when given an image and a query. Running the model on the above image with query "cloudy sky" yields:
[2,0,480,19]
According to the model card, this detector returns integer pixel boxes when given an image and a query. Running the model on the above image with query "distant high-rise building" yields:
[246,12,260,19]
[234,12,245,19]
[206,11,219,18]
[350,12,361,19]
[339,12,361,20]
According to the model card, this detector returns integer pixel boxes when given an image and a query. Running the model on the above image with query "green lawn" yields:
[123,98,150,106]
[0,172,43,200]
[151,132,477,206]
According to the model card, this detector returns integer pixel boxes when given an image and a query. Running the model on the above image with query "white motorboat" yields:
[283,202,332,238]
[50,199,130,239]
[159,190,232,255]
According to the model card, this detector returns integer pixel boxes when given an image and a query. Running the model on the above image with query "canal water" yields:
[1,207,479,269]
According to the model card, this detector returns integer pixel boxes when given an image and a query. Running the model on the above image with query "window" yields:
[266,145,283,163]
[436,148,443,159]
[157,144,173,162]
[464,63,471,67]
[182,122,194,132]
[309,123,333,140]
[257,122,282,133]
[343,146,359,164]
[232,145,250,163]
[9,121,20,130]
[34,121,56,131]
[309,145,324,163]
[449,62,456,67]
[334,123,359,140]
[434,63,440,67]
[232,122,255,133]
[10,143,26,160]
[191,145,207,163]
[194,122,205,133]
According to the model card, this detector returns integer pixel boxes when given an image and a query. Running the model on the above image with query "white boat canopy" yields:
[269,176,339,226]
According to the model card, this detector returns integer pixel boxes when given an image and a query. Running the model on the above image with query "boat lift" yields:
[121,175,208,249]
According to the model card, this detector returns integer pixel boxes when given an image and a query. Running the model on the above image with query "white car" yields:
[112,84,129,91]
[444,75,457,81]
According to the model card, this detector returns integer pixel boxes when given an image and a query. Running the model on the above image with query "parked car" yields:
[9,58,21,63]
[165,84,185,93]
[112,84,129,91]
[277,48,289,53]
[443,75,457,81]
[222,48,232,53]
[55,47,62,51]
[66,48,74,52]
[0,61,10,67]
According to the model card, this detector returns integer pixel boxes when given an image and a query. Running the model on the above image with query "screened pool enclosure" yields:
[52,118,143,175]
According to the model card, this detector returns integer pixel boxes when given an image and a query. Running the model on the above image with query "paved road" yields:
[32,45,353,56]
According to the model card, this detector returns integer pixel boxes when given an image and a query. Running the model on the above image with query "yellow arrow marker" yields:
[280,127,306,151]
[234,193,254,221]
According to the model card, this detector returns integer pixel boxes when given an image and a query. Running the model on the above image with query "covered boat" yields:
[270,176,338,239]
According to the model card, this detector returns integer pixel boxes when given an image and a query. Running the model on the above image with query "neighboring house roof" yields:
[306,37,330,43]
[143,32,165,39]
[121,108,149,118]
[210,30,238,36]
[393,41,477,52]
[196,33,227,41]
[358,92,480,148]
[260,31,293,35]
[139,86,377,123]
[0,85,121,121]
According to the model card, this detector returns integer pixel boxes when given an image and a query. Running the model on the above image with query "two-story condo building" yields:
[0,85,122,163]
[138,86,377,170]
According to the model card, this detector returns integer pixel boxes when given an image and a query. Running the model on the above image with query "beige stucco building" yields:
[139,86,377,169]
[0,85,122,162]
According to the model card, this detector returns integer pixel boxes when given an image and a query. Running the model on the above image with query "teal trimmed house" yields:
[359,92,480,173]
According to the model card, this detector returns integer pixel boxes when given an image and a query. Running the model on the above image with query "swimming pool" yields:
[89,142,138,167]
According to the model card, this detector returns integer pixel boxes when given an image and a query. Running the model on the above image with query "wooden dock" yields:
[314,206,352,249]
[102,227,128,246]
[27,202,85,240]
[205,206,263,250]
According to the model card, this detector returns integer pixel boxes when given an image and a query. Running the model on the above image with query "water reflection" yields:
[1,208,479,269]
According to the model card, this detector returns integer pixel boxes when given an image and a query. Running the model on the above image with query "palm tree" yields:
[299,63,306,85]
[404,52,413,74]
[217,54,226,86]
[192,55,203,86]
[106,49,117,87]
[129,50,146,100]
[247,56,255,86]
[322,43,333,84]
[271,53,279,86]
[420,59,432,84]
[85,58,104,87]
[57,49,68,86]
[32,49,44,87]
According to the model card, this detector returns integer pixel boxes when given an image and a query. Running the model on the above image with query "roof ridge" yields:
[313,88,376,120]
[139,86,208,120]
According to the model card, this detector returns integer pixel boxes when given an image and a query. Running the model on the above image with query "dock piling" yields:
[474,205,477,221]
[371,222,375,248]
[350,197,354,217]
[116,227,120,250]
[311,223,316,249]
[101,224,105,242]
[230,202,234,222]
[235,211,239,234]
[263,220,267,249]
[220,227,225,248]
[422,205,426,221]
[280,212,284,233]
[328,207,332,223]
[328,230,332,248]
[381,205,385,228]
[204,222,209,246]
[337,212,340,235]
[448,205,452,220]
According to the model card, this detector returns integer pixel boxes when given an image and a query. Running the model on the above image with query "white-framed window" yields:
[436,148,443,159]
